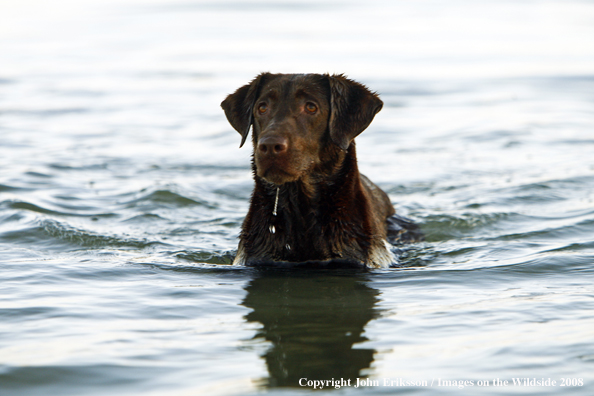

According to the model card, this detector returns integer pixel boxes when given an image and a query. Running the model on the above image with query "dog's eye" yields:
[257,103,268,114]
[305,102,318,114]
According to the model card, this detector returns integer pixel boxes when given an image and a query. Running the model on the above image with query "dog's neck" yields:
[241,144,371,263]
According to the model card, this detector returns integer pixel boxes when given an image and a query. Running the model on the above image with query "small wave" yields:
[1,219,161,250]
[489,175,594,206]
[175,250,235,264]
[386,182,435,195]
[122,188,217,209]
[0,306,56,320]
[6,201,68,216]
[48,163,108,171]
[24,171,53,179]
[0,364,165,394]
[4,200,116,219]
[496,217,594,243]
[487,253,594,274]
[391,244,437,268]
[0,184,25,192]
[122,213,166,223]
[544,240,594,254]
[421,212,511,242]
[41,220,162,249]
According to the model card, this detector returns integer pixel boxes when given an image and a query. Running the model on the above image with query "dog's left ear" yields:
[326,74,383,151]
[221,73,271,148]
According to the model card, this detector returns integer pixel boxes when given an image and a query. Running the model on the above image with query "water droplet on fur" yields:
[269,225,275,234]
[285,244,291,251]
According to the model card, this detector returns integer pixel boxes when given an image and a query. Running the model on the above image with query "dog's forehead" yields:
[260,74,328,100]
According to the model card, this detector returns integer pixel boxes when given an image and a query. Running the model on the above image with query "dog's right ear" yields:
[221,73,270,148]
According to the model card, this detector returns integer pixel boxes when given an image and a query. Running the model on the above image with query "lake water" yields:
[1,0,594,395]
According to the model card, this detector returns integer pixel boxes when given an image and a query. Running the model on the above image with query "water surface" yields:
[1,0,594,395]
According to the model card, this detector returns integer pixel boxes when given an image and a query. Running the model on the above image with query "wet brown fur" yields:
[221,73,422,267]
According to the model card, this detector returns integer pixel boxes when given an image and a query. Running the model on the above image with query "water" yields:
[1,0,594,395]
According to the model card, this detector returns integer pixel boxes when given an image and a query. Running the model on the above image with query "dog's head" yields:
[221,73,383,185]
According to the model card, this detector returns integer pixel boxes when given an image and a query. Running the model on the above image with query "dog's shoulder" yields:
[359,174,395,219]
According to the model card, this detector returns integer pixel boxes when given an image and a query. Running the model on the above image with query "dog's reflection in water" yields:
[242,268,380,388]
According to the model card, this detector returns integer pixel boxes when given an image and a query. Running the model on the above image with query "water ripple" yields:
[421,212,512,241]
[175,250,235,264]
[0,220,164,250]
[3,200,116,219]
[0,184,26,192]
[121,188,217,210]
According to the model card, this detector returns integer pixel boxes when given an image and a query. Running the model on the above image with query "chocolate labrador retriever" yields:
[221,73,422,268]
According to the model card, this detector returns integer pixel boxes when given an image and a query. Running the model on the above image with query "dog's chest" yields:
[252,201,368,263]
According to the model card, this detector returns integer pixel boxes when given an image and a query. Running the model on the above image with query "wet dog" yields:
[221,73,422,268]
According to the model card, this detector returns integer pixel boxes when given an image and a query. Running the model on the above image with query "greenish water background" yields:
[1,1,593,395]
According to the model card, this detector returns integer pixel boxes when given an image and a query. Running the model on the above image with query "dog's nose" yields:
[258,135,288,156]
